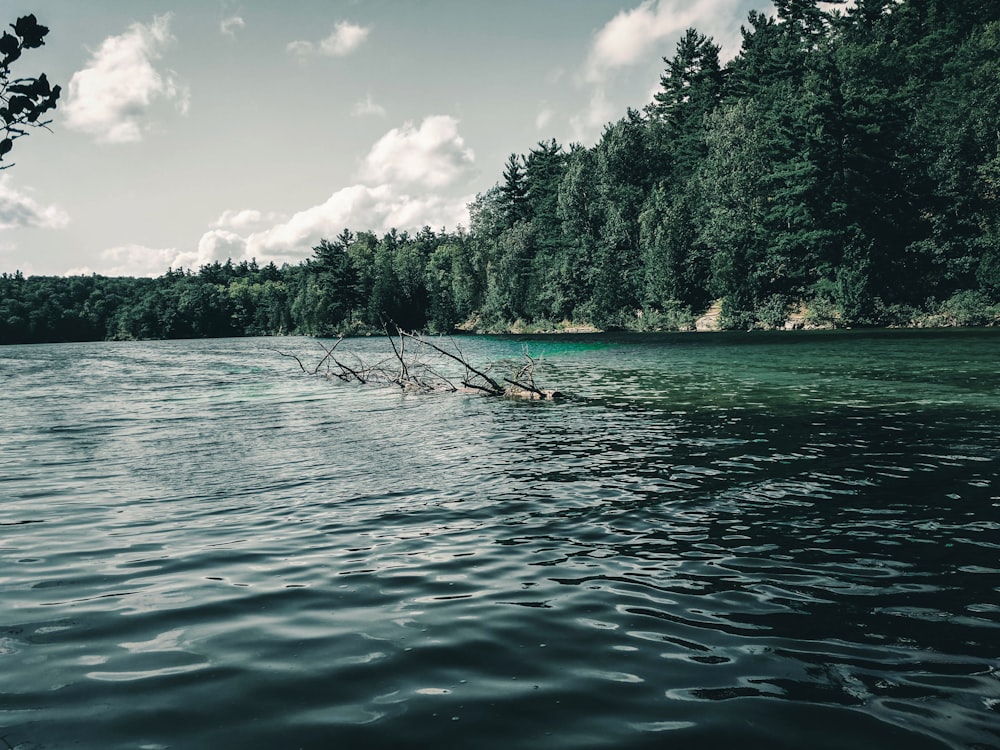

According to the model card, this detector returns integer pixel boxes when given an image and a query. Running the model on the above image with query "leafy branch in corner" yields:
[0,14,61,168]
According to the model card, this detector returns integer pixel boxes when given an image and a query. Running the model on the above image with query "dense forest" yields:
[3,0,999,344]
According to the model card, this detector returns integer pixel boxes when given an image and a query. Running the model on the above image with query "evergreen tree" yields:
[648,28,723,177]
[523,139,568,319]
[499,153,528,226]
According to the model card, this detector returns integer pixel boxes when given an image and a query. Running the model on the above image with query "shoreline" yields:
[5,323,1000,347]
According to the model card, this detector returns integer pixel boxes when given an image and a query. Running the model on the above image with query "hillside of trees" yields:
[1,229,477,343]
[3,0,999,345]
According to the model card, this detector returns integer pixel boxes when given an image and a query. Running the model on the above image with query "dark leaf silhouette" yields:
[0,14,58,168]
[12,14,48,48]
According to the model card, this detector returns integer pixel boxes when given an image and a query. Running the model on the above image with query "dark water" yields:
[2,330,998,749]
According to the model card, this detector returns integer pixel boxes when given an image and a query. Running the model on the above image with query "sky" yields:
[2,0,778,277]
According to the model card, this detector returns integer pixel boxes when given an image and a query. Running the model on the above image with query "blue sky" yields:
[2,0,777,276]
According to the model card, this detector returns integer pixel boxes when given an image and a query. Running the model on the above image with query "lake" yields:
[2,330,999,749]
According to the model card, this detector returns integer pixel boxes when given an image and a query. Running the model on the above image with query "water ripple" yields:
[1,333,999,749]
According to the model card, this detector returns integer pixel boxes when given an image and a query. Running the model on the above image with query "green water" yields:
[1,329,998,749]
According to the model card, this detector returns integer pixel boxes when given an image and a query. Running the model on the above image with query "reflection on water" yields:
[1,330,999,749]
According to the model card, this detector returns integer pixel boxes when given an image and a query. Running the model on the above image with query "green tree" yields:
[523,139,568,320]
[310,233,361,329]
[499,153,528,226]
[697,100,770,320]
[425,241,476,332]
[587,111,655,322]
[905,16,1000,301]
[481,222,534,325]
[648,28,723,178]
[555,144,602,317]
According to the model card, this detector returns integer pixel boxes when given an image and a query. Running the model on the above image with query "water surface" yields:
[2,330,999,749]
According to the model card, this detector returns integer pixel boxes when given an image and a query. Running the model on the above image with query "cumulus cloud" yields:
[0,177,70,231]
[563,0,749,144]
[65,244,184,277]
[285,40,313,57]
[195,229,250,266]
[197,186,471,268]
[321,21,371,56]
[210,208,285,232]
[252,186,468,256]
[193,115,475,267]
[220,15,245,37]
[361,115,475,189]
[63,14,189,143]
[69,230,262,276]
[352,93,386,118]
[75,234,256,276]
[81,125,475,275]
[287,21,371,58]
[585,0,743,82]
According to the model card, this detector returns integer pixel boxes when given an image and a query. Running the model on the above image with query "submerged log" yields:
[269,328,563,400]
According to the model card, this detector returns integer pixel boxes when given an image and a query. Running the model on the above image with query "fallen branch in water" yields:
[268,328,562,400]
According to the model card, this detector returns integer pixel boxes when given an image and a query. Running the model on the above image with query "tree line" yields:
[2,0,999,344]
[0,227,477,343]
[470,0,1000,331]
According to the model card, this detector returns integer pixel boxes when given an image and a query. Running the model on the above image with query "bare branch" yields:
[271,327,561,400]
[397,328,504,393]
[266,347,308,374]
[332,356,367,383]
[311,337,343,374]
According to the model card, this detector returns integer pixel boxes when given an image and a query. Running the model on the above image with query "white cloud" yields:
[352,93,386,118]
[210,208,285,232]
[286,40,313,58]
[220,15,245,37]
[68,244,183,277]
[191,115,476,267]
[536,106,554,131]
[565,0,750,144]
[70,179,472,275]
[287,21,371,58]
[322,21,371,56]
[76,234,252,276]
[584,0,744,82]
[361,115,475,189]
[569,88,617,144]
[196,229,249,265]
[63,14,189,143]
[197,186,471,268]
[585,0,684,82]
[0,176,70,231]
[63,112,476,276]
